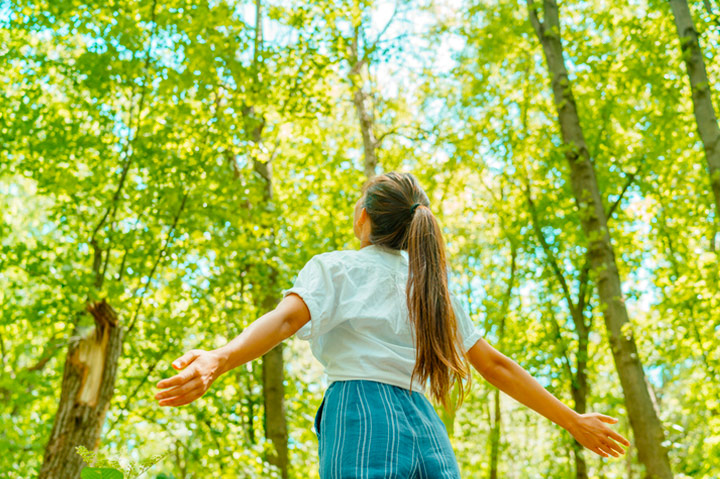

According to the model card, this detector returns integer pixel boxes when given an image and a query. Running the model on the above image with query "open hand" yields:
[568,413,631,458]
[155,349,222,407]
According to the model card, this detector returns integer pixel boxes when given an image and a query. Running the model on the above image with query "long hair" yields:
[362,172,471,408]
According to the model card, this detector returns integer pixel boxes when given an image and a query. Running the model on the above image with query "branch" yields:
[126,191,189,334]
[116,246,130,282]
[606,164,642,220]
[89,0,159,286]
[21,335,68,375]
[0,330,5,371]
[496,241,518,347]
[365,1,400,59]
[373,124,419,148]
[24,346,62,373]
[253,0,263,67]
[576,257,591,317]
[348,25,365,77]
[105,345,171,434]
[523,178,576,310]
[526,0,543,38]
[703,0,720,28]
[544,300,574,381]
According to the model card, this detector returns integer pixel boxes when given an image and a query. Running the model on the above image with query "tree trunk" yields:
[524,178,592,479]
[349,28,378,180]
[570,309,589,479]
[669,0,720,240]
[246,0,288,474]
[38,300,123,479]
[253,136,289,479]
[353,86,378,179]
[262,343,288,479]
[257,231,287,478]
[488,239,517,479]
[526,1,673,477]
[489,389,501,479]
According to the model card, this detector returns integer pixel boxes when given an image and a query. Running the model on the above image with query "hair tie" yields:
[410,203,421,214]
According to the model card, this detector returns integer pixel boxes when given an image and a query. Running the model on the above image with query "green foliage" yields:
[1,0,719,477]
[76,445,166,479]
[81,469,124,479]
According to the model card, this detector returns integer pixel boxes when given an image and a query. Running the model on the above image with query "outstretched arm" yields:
[467,337,631,458]
[155,293,310,407]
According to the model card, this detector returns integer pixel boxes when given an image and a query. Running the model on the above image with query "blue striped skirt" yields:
[313,379,461,479]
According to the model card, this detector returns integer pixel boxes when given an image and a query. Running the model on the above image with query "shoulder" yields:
[303,249,363,275]
[449,292,464,309]
[313,249,358,261]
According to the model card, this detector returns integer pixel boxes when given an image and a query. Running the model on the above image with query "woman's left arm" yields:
[467,338,631,458]
[155,293,310,407]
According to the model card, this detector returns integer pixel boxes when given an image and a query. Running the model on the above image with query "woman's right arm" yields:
[154,293,311,407]
[467,338,630,458]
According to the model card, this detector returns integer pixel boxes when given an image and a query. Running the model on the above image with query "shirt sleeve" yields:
[450,293,483,353]
[281,254,342,341]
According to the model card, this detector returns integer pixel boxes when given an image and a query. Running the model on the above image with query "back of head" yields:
[362,172,471,408]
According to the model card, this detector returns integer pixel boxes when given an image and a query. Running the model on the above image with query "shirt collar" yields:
[363,244,406,258]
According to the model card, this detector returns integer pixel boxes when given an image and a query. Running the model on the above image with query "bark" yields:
[251,120,288,479]
[249,2,288,466]
[353,87,379,179]
[489,389,501,479]
[669,0,720,243]
[38,300,123,479]
[526,1,673,478]
[262,341,288,478]
[570,308,589,479]
[349,27,378,179]
[488,239,517,479]
[230,0,288,473]
[524,178,595,478]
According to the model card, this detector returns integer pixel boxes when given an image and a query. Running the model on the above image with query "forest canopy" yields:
[1,0,718,477]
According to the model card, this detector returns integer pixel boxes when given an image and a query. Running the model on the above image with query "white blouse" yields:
[282,244,483,394]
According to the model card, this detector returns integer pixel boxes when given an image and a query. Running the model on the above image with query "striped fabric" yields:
[314,380,461,479]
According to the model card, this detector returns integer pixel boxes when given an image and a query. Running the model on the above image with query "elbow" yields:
[478,356,509,383]
[467,339,511,382]
[279,315,299,341]
[274,294,311,340]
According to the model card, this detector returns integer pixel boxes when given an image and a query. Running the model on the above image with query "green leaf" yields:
[80,468,124,479]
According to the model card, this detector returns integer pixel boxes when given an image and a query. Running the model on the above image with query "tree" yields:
[668,0,720,244]
[525,0,673,477]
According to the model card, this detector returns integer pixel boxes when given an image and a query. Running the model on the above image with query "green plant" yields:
[76,446,168,479]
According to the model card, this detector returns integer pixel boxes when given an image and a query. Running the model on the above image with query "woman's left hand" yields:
[568,413,631,458]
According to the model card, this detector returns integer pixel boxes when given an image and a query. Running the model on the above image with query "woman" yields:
[155,172,630,478]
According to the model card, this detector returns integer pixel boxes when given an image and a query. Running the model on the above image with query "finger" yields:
[601,439,622,457]
[606,437,626,455]
[595,446,610,458]
[598,414,619,424]
[605,435,628,455]
[156,368,196,390]
[172,349,201,370]
[158,388,203,407]
[155,376,202,401]
[607,429,631,447]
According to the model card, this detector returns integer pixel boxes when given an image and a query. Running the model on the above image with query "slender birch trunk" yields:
[349,27,379,180]
[489,235,517,479]
[249,2,288,474]
[669,0,720,242]
[525,1,673,477]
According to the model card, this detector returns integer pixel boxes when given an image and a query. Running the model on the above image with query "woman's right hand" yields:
[568,413,631,458]
[155,349,223,407]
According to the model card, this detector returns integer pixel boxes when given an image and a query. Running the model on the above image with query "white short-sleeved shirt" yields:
[281,244,483,394]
